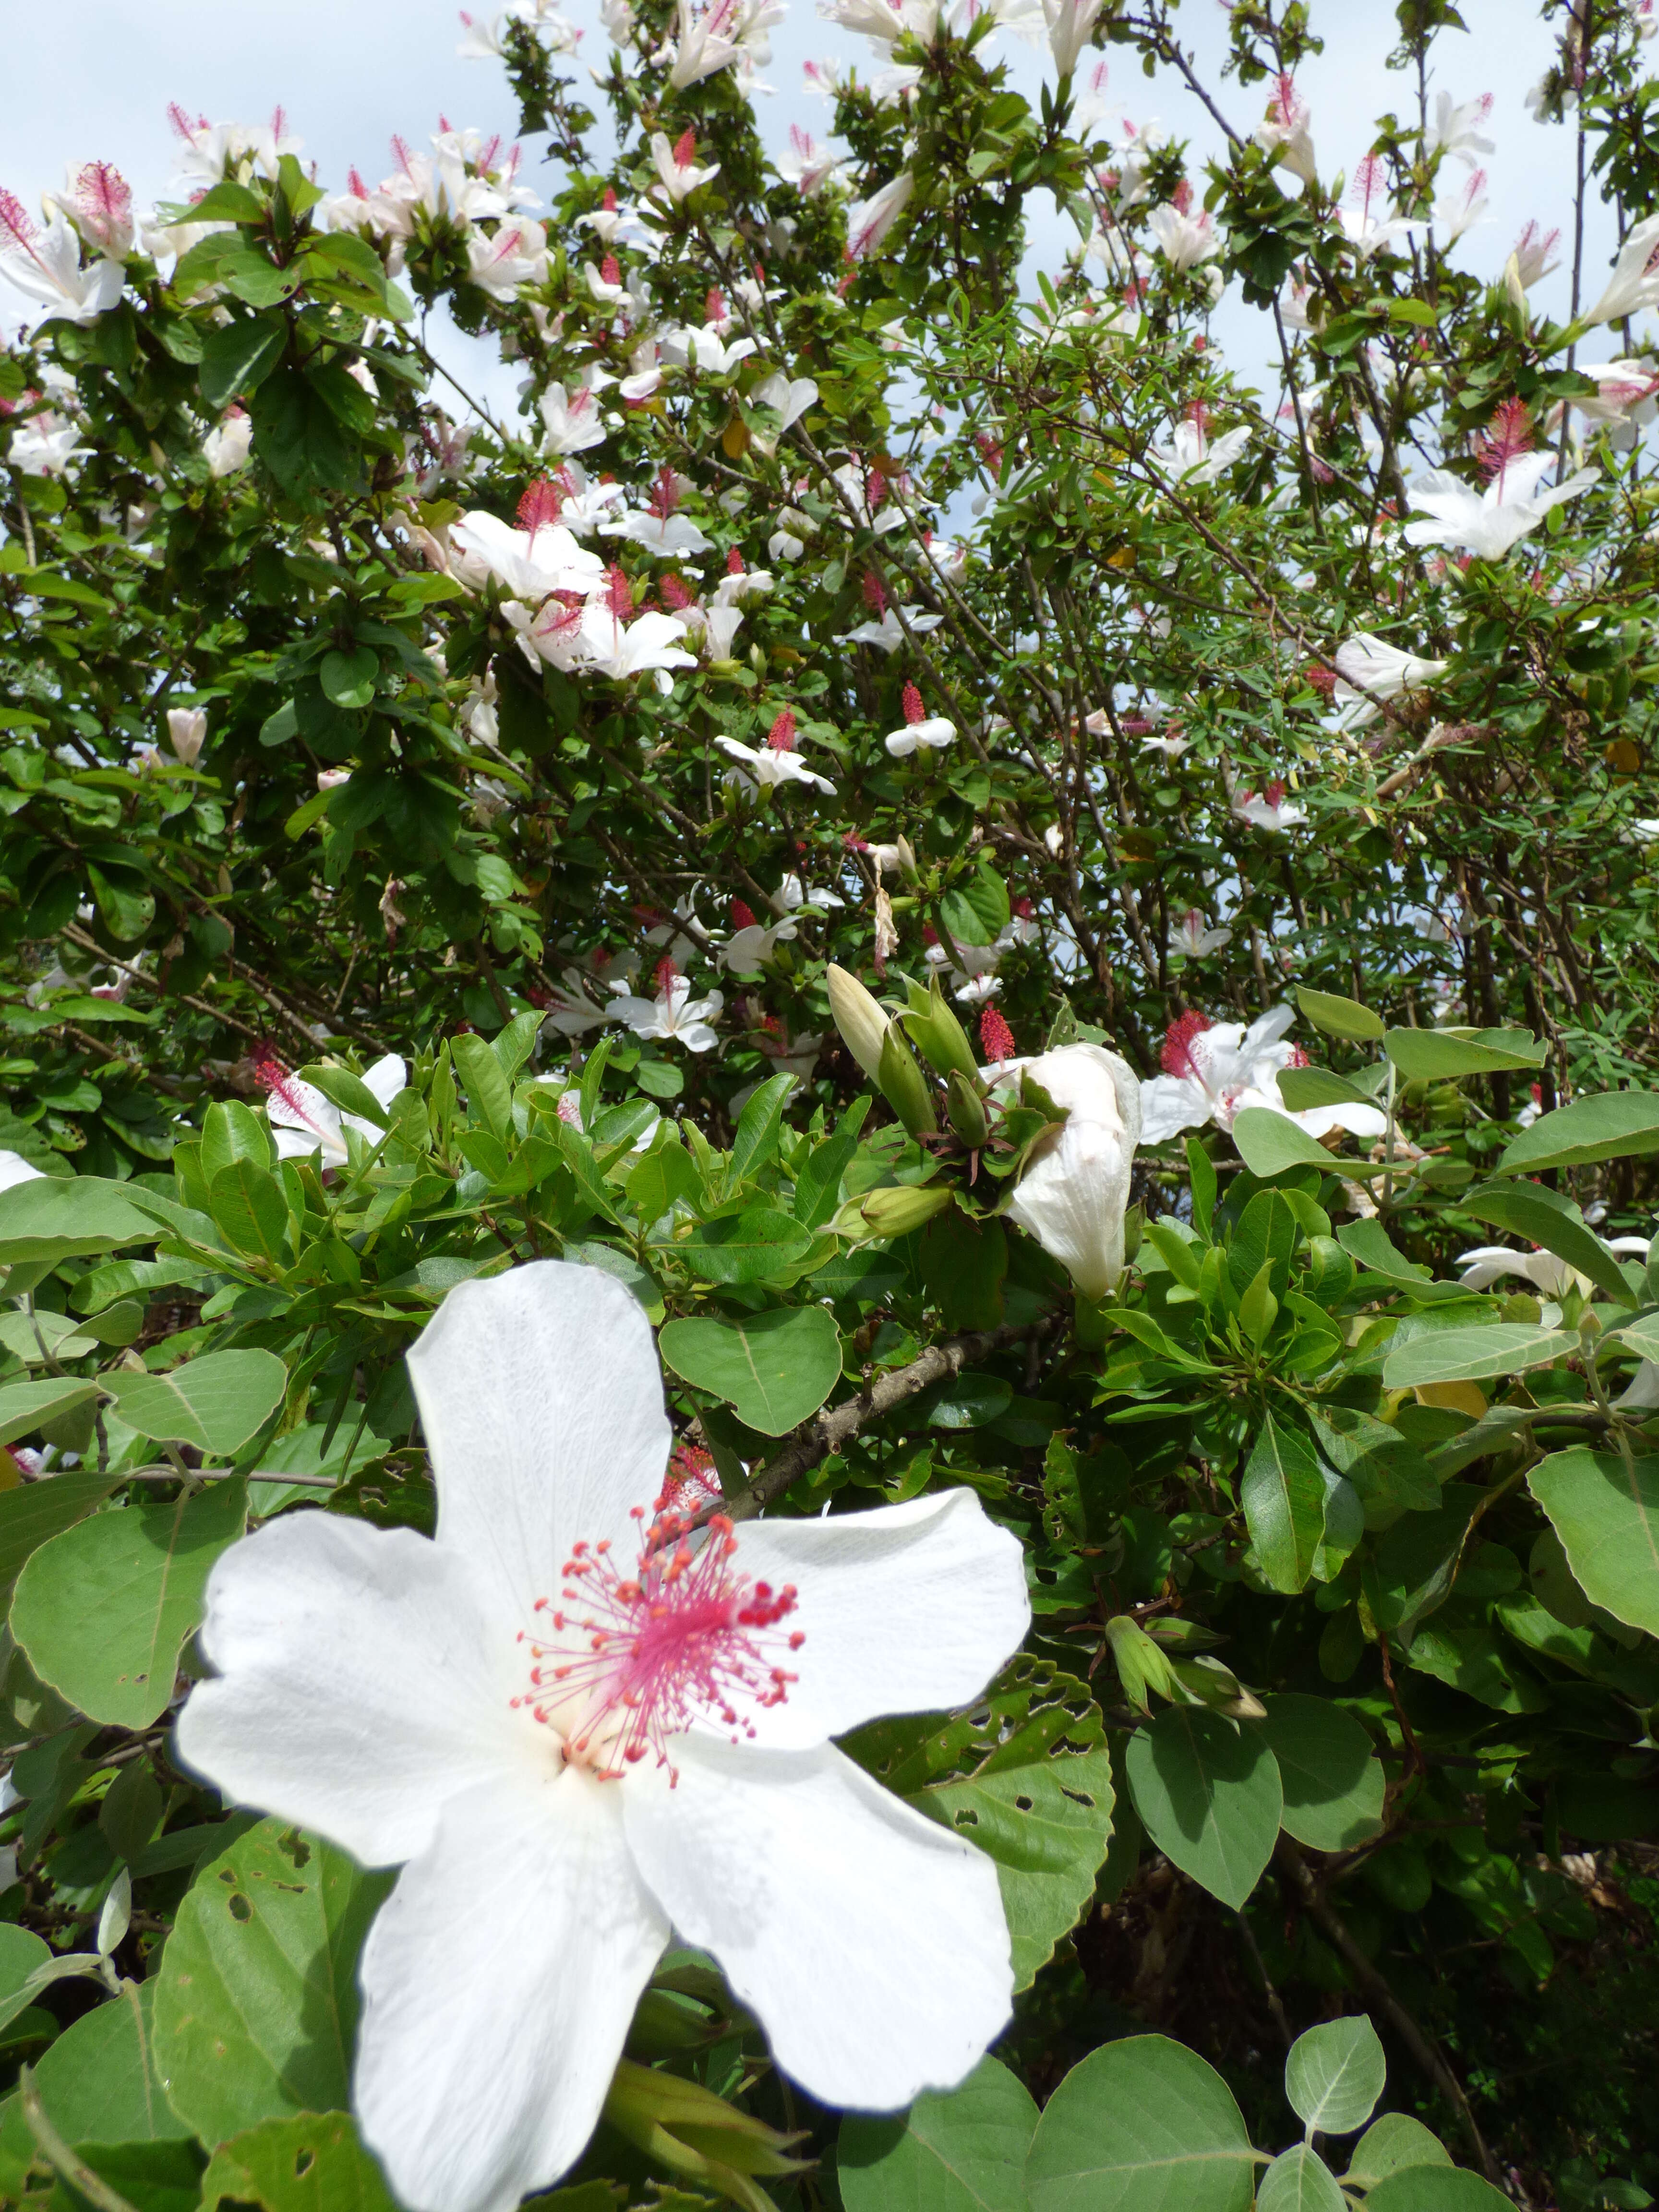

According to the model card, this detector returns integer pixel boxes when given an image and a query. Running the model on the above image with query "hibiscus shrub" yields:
[5,0,1659,2203]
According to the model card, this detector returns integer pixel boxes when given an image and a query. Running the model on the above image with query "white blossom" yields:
[261,1055,408,1169]
[1140,1008,1386,1146]
[1002,1045,1140,1298]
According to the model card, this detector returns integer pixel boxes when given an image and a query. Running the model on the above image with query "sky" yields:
[0,0,1628,416]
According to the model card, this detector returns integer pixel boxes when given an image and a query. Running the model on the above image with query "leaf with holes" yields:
[840,2056,1037,2212]
[844,1657,1115,1989]
[200,2111,399,2212]
[154,1818,392,2141]
[658,1308,842,1435]
[12,1478,247,1726]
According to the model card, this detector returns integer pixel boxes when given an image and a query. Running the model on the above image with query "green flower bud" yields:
[602,2057,809,2212]
[902,975,980,1085]
[832,1181,953,1241]
[879,1024,938,1138]
[1103,1614,1178,1714]
[825,962,892,1083]
[946,1069,989,1148]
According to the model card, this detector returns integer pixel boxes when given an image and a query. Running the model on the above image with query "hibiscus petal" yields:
[624,1738,1011,2108]
[362,1052,409,1110]
[177,1511,526,1866]
[722,1489,1027,1751]
[408,1260,671,1623]
[1138,1072,1207,1145]
[359,1770,669,2212]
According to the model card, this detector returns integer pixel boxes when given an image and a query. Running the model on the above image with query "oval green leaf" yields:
[840,2056,1038,2212]
[1229,1109,1338,1178]
[1026,2034,1254,2212]
[1501,1089,1659,1176]
[1257,2145,1346,2212]
[1527,1447,1659,1637]
[658,1306,842,1436]
[1382,1325,1578,1387]
[154,1818,392,2142]
[1124,1706,1282,1911]
[1296,988,1384,1043]
[1284,2015,1386,2135]
[1384,1028,1545,1079]
[0,1176,155,1265]
[1256,1696,1385,1852]
[103,1349,288,1455]
[1367,2170,1513,2211]
[12,1478,248,1726]
[1345,2114,1452,2188]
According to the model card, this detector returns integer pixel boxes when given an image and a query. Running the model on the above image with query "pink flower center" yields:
[1161,1010,1213,1080]
[673,127,698,167]
[601,253,622,286]
[902,681,925,724]
[767,709,797,753]
[517,476,565,539]
[514,1513,803,1780]
[980,1006,1015,1063]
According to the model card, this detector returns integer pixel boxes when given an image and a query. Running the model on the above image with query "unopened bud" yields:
[878,1024,938,1138]
[902,974,979,1085]
[825,962,892,1083]
[895,833,919,885]
[602,2057,809,2212]
[1169,1653,1266,1719]
[946,1069,989,1148]
[831,1181,953,1241]
[1502,251,1527,315]
[1103,1614,1178,1715]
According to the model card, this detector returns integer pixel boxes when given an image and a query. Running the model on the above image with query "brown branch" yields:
[707,1314,1060,1525]
[1274,1837,1499,2183]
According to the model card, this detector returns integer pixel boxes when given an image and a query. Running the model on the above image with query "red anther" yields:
[673,126,698,167]
[767,709,797,753]
[731,898,757,929]
[861,570,886,613]
[601,252,622,286]
[602,184,618,211]
[517,476,564,539]
[706,286,725,323]
[728,545,745,575]
[980,1005,1016,1063]
[660,572,694,611]
[901,682,924,724]
[606,564,634,623]
[655,955,679,994]
[1162,1009,1213,1079]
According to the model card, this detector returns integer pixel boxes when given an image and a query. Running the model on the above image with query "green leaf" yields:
[0,1927,50,2039]
[1242,1414,1327,1594]
[1366,2170,1513,2211]
[1255,1696,1385,1851]
[298,1064,391,1130]
[52,2138,206,2212]
[1500,1089,1659,1176]
[1257,2145,1346,2212]
[1277,1067,1379,1112]
[103,1349,288,1455]
[199,2112,398,2212]
[678,1209,814,1285]
[450,1032,513,1142]
[1284,2015,1386,2135]
[1459,1179,1635,1308]
[209,1159,294,1265]
[1296,988,1384,1042]
[11,1478,247,1726]
[201,1099,272,1184]
[247,367,357,501]
[658,1308,841,1435]
[0,1469,121,1606]
[728,1073,796,1186]
[0,1176,154,1264]
[0,1378,101,1449]
[85,864,155,943]
[1124,1707,1282,1910]
[1384,1028,1546,1079]
[154,1818,393,2141]
[182,179,268,224]
[199,317,288,410]
[1229,1109,1339,1177]
[626,1139,699,1226]
[1344,2115,1452,2188]
[320,648,377,711]
[1382,1325,1577,1387]
[1025,2034,1254,2212]
[840,2057,1038,2212]
[1528,1447,1659,1636]
[27,1982,190,2141]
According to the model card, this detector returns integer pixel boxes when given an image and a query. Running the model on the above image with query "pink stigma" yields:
[513,1514,803,1782]
[655,955,680,993]
[902,682,925,725]
[660,572,694,612]
[517,477,564,539]
[731,898,757,928]
[767,709,797,753]
[673,127,698,167]
[861,571,887,614]
[1161,1010,1213,1080]
[705,286,725,323]
[602,185,618,211]
[727,545,745,575]
[606,565,634,623]
[601,252,621,286]
[980,1006,1015,1063]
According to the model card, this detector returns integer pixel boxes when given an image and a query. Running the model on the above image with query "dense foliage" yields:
[4,0,1659,2205]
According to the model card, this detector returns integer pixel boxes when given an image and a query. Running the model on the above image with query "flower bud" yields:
[166,706,206,765]
[946,1069,989,1148]
[902,975,979,1085]
[1104,1614,1178,1714]
[602,2057,808,2212]
[825,962,891,1082]
[895,833,919,885]
[832,1181,952,1241]
[1169,1653,1266,1719]
[878,1024,938,1138]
